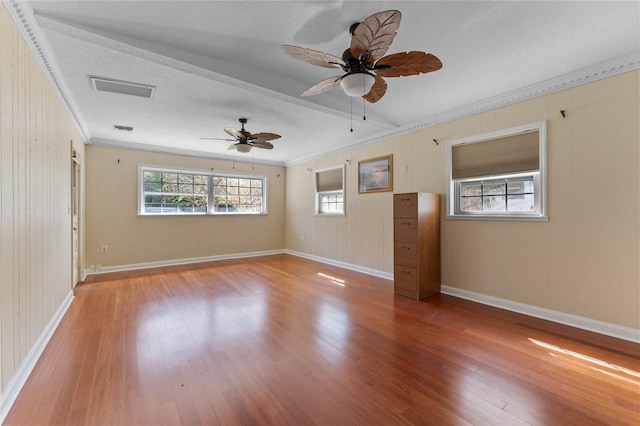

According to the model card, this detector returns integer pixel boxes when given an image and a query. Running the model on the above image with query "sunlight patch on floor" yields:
[318,272,346,287]
[528,338,639,385]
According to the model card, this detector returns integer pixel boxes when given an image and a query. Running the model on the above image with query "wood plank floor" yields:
[5,254,639,425]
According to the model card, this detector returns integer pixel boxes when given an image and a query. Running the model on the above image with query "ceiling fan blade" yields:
[224,127,244,140]
[248,132,281,143]
[282,45,345,69]
[374,52,443,77]
[350,10,401,63]
[363,74,388,103]
[301,75,343,96]
[199,137,236,141]
[249,141,274,150]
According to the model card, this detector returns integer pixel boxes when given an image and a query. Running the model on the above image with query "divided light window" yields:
[315,166,345,215]
[446,121,547,221]
[139,166,267,215]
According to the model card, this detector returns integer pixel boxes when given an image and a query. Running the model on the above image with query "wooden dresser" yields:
[393,192,441,299]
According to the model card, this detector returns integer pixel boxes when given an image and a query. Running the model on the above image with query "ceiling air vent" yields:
[113,125,134,132]
[90,76,155,98]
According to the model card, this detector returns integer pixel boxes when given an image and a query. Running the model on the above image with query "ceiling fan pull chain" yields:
[363,89,366,121]
[350,97,353,132]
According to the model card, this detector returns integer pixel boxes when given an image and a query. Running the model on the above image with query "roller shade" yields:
[452,130,539,180]
[316,168,343,192]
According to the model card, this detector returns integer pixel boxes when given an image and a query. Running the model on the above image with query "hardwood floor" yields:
[5,254,639,425]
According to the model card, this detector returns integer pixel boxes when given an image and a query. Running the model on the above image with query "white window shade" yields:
[452,130,539,180]
[316,168,344,192]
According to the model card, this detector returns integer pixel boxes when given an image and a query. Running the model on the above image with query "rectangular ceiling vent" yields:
[113,125,134,132]
[90,76,155,99]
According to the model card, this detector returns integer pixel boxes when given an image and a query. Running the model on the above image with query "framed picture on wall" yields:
[358,154,393,194]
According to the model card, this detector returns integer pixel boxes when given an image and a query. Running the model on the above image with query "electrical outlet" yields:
[101,245,108,254]
[96,264,102,271]
[90,264,96,272]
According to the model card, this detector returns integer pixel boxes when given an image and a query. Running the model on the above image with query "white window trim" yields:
[138,165,268,216]
[314,165,346,217]
[445,121,548,221]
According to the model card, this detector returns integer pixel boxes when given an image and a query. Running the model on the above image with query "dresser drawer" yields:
[394,193,418,218]
[394,219,417,242]
[394,265,418,299]
[394,242,417,267]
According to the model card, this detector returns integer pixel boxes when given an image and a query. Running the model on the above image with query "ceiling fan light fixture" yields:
[340,73,375,97]
[236,144,252,153]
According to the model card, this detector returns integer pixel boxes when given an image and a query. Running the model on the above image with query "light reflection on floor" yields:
[314,302,352,363]
[317,272,346,287]
[528,338,640,385]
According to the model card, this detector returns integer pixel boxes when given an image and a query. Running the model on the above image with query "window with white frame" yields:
[139,166,267,215]
[315,166,345,215]
[446,121,547,221]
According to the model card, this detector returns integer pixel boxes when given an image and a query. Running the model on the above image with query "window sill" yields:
[138,212,268,217]
[314,213,345,217]
[446,214,548,222]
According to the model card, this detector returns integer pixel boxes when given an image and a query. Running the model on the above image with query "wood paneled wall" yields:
[285,70,639,330]
[0,4,84,400]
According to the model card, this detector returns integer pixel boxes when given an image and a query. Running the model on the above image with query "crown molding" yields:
[284,52,640,166]
[89,137,286,168]
[2,0,90,141]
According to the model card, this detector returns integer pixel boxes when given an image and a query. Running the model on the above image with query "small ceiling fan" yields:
[282,10,442,103]
[200,118,281,153]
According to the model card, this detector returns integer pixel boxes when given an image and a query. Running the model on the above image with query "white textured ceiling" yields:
[17,1,640,165]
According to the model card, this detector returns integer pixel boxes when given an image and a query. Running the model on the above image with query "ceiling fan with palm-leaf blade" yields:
[200,118,280,153]
[282,10,442,103]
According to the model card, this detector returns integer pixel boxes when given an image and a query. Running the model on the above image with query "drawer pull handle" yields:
[400,198,411,201]
[402,246,411,250]
[401,222,410,225]
[402,270,411,274]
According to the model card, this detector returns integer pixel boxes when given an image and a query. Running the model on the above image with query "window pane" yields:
[239,179,251,187]
[252,179,262,188]
[461,183,481,196]
[144,171,162,182]
[227,178,238,187]
[144,182,161,192]
[507,180,534,194]
[461,196,482,212]
[483,195,506,211]
[178,183,194,194]
[214,177,226,186]
[214,185,227,196]
[194,184,207,195]
[162,183,178,193]
[161,195,178,212]
[178,174,194,184]
[482,183,505,195]
[163,173,177,183]
[507,194,535,211]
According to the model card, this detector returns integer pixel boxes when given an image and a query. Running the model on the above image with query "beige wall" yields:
[84,145,286,268]
[0,4,85,398]
[286,70,639,329]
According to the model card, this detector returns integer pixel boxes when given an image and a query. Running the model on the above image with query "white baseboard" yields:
[442,285,640,344]
[0,290,74,424]
[284,250,394,281]
[83,249,285,276]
